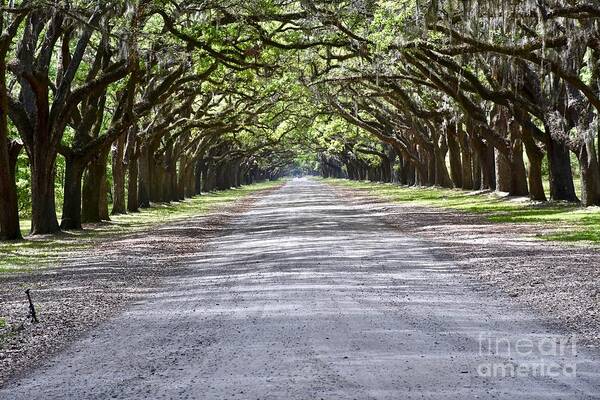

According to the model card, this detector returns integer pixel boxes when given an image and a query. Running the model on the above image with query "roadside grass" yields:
[323,178,600,244]
[0,180,283,274]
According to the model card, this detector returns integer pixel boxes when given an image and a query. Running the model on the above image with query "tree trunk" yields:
[528,154,546,201]
[189,163,198,196]
[508,122,529,196]
[0,51,21,239]
[492,107,511,193]
[82,167,101,223]
[30,147,60,235]
[164,148,178,202]
[82,148,110,223]
[137,144,151,208]
[216,163,226,190]
[486,143,496,190]
[127,153,139,212]
[522,130,547,201]
[203,165,216,192]
[194,161,204,195]
[177,160,188,200]
[60,155,86,230]
[407,162,416,185]
[433,144,452,188]
[471,145,481,190]
[149,153,165,202]
[197,161,206,195]
[458,129,474,190]
[474,139,495,190]
[111,135,127,215]
[447,122,463,188]
[495,149,512,192]
[99,174,110,221]
[396,155,406,184]
[546,139,578,202]
[125,131,139,212]
[578,138,600,206]
[0,139,22,240]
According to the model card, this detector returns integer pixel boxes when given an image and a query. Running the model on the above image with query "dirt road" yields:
[2,178,599,399]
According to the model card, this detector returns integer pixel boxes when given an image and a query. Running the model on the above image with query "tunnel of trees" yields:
[1,0,600,241]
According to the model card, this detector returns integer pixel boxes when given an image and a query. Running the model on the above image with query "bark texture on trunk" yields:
[60,155,86,230]
[520,120,547,201]
[495,149,512,192]
[137,144,151,208]
[473,138,494,190]
[0,23,21,240]
[578,138,600,206]
[82,147,110,223]
[127,155,139,212]
[0,47,22,239]
[459,129,474,190]
[446,122,463,188]
[507,121,530,196]
[30,148,60,235]
[546,138,578,202]
[111,134,127,215]
[0,139,22,240]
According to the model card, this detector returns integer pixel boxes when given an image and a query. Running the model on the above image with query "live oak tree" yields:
[8,3,131,234]
[0,0,28,240]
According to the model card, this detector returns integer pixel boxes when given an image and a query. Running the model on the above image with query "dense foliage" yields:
[1,0,600,240]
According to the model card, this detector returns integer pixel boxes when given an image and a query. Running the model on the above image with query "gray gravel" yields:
[0,190,268,387]
[1,178,600,399]
[333,183,600,349]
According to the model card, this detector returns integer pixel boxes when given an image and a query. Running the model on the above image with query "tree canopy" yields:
[2,0,600,239]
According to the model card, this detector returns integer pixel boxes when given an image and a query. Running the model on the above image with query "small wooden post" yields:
[25,289,39,323]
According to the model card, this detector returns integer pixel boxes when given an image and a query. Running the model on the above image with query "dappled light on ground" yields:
[328,181,600,347]
[2,178,599,399]
[0,182,281,274]
[0,183,282,385]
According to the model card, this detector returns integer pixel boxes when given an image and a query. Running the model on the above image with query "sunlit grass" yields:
[324,178,599,244]
[0,180,283,273]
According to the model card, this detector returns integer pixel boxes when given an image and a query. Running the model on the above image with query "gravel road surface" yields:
[2,178,599,399]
